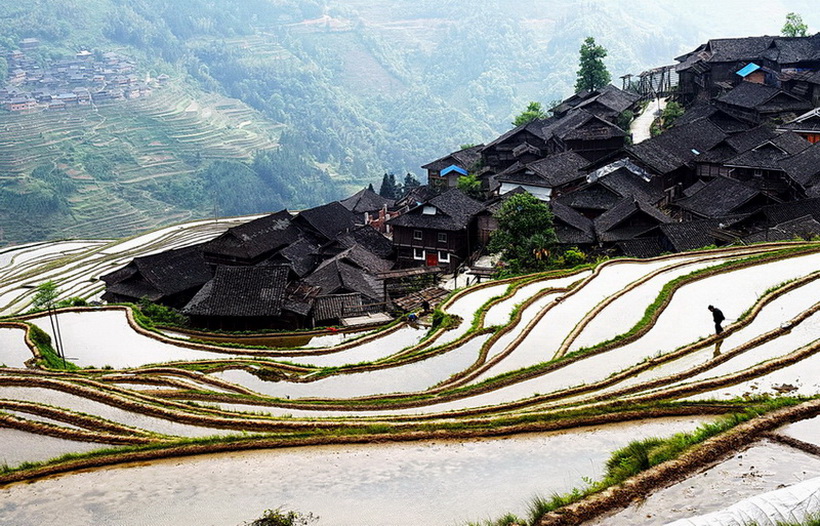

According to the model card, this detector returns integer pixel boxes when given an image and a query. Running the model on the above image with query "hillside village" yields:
[0,38,159,112]
[102,32,820,331]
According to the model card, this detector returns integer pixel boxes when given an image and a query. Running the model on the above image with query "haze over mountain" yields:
[0,0,818,243]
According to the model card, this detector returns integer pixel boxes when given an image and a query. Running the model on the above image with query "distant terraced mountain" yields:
[0,83,287,241]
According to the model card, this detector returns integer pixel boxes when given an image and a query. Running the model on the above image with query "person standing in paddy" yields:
[708,305,725,335]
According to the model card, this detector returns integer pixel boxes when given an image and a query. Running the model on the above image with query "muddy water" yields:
[778,415,820,448]
[483,272,589,327]
[0,417,713,526]
[587,440,820,526]
[213,334,490,399]
[0,386,238,438]
[0,327,34,367]
[0,428,122,468]
[285,325,426,367]
[28,310,238,368]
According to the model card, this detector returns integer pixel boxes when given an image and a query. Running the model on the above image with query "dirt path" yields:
[631,97,668,144]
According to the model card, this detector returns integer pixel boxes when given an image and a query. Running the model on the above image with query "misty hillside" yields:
[0,0,818,243]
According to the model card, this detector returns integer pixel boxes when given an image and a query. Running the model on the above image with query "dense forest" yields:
[0,0,818,243]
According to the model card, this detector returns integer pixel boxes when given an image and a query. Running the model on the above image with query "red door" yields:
[425,251,439,267]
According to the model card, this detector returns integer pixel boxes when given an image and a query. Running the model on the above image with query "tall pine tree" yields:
[575,37,611,93]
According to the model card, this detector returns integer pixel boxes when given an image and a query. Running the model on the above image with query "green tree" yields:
[403,172,421,193]
[575,37,611,93]
[379,172,400,200]
[488,193,557,274]
[457,173,484,200]
[512,101,548,126]
[782,12,808,37]
[31,281,59,310]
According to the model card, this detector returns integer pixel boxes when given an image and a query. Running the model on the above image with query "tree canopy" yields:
[488,192,557,274]
[511,101,548,127]
[575,37,611,93]
[782,12,808,37]
[31,281,59,310]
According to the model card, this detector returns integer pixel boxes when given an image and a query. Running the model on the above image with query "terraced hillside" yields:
[1,221,819,524]
[0,83,283,244]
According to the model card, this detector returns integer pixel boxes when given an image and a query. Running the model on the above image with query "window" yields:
[413,248,425,260]
[439,251,450,263]
[413,230,423,241]
[437,232,447,243]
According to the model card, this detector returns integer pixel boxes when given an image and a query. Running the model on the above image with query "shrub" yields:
[244,508,318,526]
[137,297,187,326]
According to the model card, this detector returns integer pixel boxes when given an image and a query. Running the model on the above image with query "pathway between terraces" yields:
[631,97,668,144]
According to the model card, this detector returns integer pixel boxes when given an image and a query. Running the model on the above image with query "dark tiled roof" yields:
[282,281,321,317]
[779,141,820,188]
[335,226,394,259]
[421,144,484,171]
[594,198,672,242]
[683,179,708,198]
[676,177,762,218]
[274,237,321,277]
[313,293,364,322]
[203,210,298,262]
[717,82,811,113]
[596,167,665,205]
[556,184,621,211]
[706,36,775,63]
[496,152,588,188]
[542,109,626,142]
[387,189,484,231]
[659,220,726,252]
[551,200,595,245]
[725,131,810,169]
[296,201,360,241]
[762,197,820,224]
[328,244,393,274]
[617,238,666,258]
[628,119,728,174]
[742,215,820,243]
[778,108,820,133]
[339,187,394,214]
[575,84,640,115]
[305,259,383,303]
[101,245,212,300]
[483,117,552,150]
[183,265,289,317]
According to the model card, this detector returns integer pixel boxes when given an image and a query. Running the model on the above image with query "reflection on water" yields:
[0,417,713,526]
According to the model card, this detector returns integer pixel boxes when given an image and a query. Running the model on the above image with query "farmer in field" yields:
[708,305,725,335]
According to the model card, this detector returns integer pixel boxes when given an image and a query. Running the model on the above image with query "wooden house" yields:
[714,82,812,124]
[422,145,484,190]
[496,151,589,200]
[183,265,307,331]
[101,246,213,308]
[202,210,300,267]
[674,176,773,220]
[481,118,551,173]
[339,187,396,232]
[675,34,820,102]
[387,189,484,272]
[722,131,810,199]
[777,108,820,143]
[551,84,640,123]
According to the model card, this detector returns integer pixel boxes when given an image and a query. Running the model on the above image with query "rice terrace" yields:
[0,217,818,525]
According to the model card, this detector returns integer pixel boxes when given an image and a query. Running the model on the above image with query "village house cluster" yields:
[102,32,820,330]
[1,38,163,113]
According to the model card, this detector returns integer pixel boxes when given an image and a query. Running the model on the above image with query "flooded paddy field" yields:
[0,418,712,526]
[1,230,820,526]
